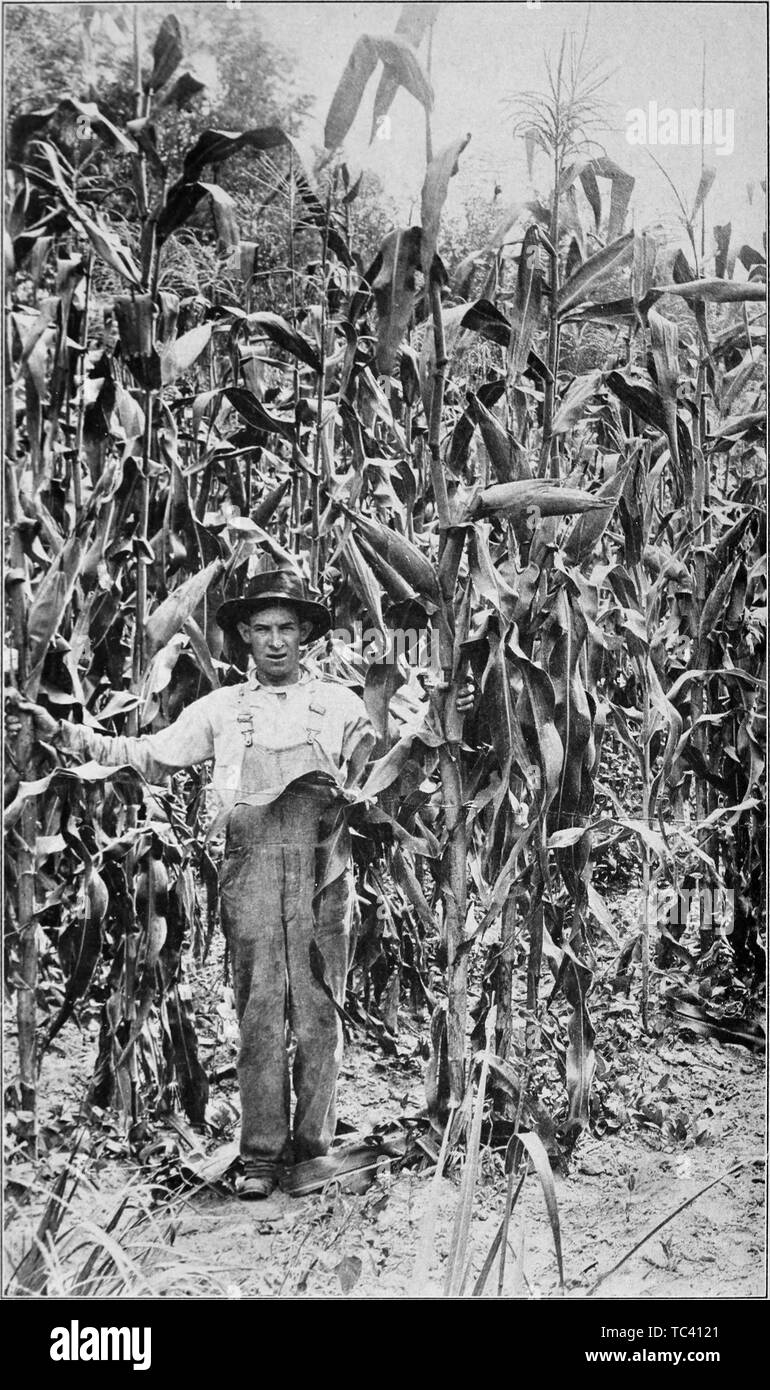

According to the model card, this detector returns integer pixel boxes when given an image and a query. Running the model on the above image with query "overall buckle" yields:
[237,711,255,748]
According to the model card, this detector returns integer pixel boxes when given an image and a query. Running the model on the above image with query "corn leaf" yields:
[147,14,183,92]
[339,530,387,638]
[371,2,440,135]
[562,459,631,565]
[558,230,634,317]
[245,311,321,372]
[560,946,597,1134]
[551,370,602,435]
[507,634,564,814]
[199,182,239,251]
[325,34,433,150]
[40,143,142,286]
[159,71,206,110]
[421,133,471,278]
[252,477,291,527]
[542,588,593,846]
[14,98,138,156]
[698,557,741,642]
[648,306,681,472]
[27,528,92,698]
[587,156,635,240]
[180,125,292,180]
[460,298,511,346]
[114,294,154,357]
[145,558,224,658]
[223,386,295,441]
[508,225,544,382]
[159,323,212,385]
[606,365,694,481]
[368,227,424,374]
[364,660,406,742]
[579,163,602,228]
[43,866,108,1053]
[690,165,716,224]
[510,1130,565,1286]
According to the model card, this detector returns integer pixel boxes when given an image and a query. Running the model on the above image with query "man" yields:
[10,569,473,1199]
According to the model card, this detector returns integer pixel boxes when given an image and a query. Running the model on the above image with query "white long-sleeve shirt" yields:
[60,667,376,820]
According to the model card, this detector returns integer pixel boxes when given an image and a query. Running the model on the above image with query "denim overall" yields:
[219,686,353,1167]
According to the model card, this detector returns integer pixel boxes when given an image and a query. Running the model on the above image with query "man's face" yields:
[237,602,311,685]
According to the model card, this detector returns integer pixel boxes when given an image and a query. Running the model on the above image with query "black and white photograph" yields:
[2,0,767,1328]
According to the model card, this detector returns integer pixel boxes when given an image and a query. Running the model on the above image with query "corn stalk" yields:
[6,454,39,1152]
[428,278,469,1106]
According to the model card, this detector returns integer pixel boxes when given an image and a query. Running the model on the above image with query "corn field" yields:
[3,1,766,1303]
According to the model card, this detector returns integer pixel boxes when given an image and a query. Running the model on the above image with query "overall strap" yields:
[236,684,254,747]
[305,696,326,743]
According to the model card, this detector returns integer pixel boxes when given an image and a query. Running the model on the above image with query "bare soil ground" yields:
[164,1027,765,1299]
[4,900,766,1301]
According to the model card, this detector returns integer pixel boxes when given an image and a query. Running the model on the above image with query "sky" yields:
[255,0,768,252]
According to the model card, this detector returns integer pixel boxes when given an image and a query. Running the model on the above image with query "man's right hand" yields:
[5,690,60,743]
